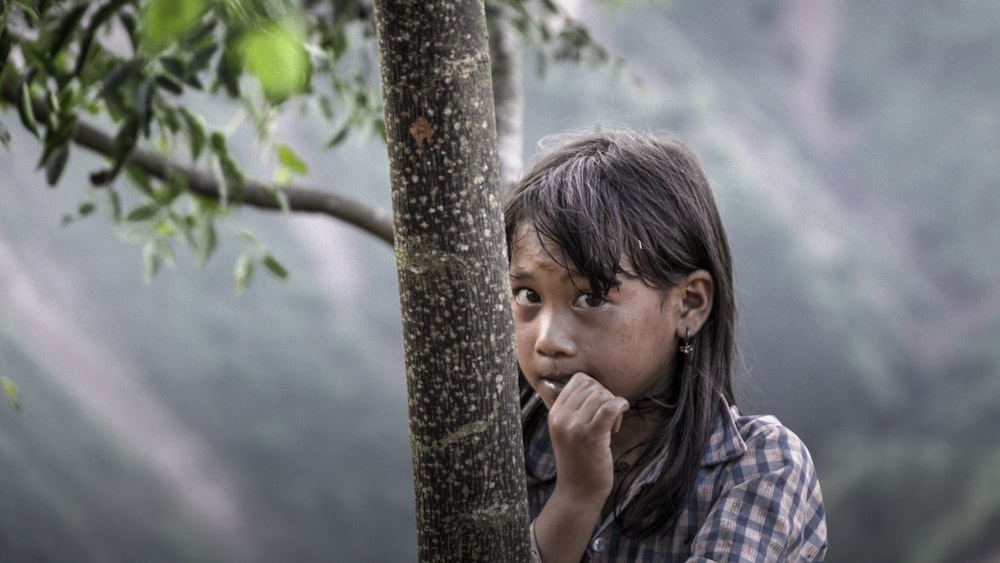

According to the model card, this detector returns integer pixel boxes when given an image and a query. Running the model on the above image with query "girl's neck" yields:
[611,409,663,463]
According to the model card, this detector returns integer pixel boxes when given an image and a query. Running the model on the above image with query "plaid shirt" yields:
[524,395,828,561]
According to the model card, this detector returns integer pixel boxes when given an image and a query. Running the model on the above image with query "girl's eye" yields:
[575,292,606,309]
[513,288,541,305]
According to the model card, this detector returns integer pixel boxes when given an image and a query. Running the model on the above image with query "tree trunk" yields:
[373,1,530,561]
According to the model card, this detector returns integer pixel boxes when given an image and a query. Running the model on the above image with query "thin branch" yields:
[1,76,395,246]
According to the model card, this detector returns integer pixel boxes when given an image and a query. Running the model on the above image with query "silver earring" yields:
[679,327,693,354]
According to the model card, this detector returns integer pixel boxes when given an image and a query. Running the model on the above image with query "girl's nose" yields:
[534,309,576,358]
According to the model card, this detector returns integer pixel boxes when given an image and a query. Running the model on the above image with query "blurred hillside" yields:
[2,1,999,562]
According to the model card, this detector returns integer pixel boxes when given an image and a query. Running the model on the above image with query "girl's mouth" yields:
[539,375,571,397]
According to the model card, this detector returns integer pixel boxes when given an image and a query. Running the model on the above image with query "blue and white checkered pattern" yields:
[525,396,828,561]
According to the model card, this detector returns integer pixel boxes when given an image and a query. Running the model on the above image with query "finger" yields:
[612,400,628,433]
[552,372,598,411]
[561,372,595,395]
[554,374,622,426]
[585,395,629,433]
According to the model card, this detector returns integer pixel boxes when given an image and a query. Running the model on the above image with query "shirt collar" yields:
[700,396,748,467]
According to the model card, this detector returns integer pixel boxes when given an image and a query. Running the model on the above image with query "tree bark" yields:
[373,1,530,561]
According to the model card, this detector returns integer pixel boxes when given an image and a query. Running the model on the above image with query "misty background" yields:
[2,1,999,561]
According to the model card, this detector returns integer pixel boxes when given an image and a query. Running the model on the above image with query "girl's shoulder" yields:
[694,407,827,561]
[736,410,811,457]
[712,404,820,485]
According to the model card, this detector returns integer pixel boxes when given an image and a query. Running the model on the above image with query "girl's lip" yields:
[539,374,572,397]
[540,378,566,397]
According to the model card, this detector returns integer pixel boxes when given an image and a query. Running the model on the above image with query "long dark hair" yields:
[505,129,737,538]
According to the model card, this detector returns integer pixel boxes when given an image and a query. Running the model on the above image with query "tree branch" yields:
[1,76,395,246]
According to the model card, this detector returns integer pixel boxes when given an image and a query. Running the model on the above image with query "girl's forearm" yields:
[533,486,605,563]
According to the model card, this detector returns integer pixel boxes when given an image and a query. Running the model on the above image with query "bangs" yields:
[508,154,630,296]
[505,135,696,295]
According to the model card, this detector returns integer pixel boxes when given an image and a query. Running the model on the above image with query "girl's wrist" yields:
[549,481,609,515]
[552,467,614,503]
[534,488,604,563]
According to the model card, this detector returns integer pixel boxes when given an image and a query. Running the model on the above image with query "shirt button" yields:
[592,537,604,552]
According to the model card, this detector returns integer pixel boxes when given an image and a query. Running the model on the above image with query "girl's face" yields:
[509,223,685,408]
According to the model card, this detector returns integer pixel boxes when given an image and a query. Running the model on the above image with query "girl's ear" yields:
[678,269,714,338]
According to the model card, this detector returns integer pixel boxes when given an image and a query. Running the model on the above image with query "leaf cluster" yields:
[1,0,382,287]
[496,0,625,74]
[1,0,619,290]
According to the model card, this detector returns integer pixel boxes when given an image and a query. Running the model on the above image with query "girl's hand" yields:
[531,373,630,563]
[547,372,630,504]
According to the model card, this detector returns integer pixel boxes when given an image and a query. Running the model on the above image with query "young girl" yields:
[504,129,827,562]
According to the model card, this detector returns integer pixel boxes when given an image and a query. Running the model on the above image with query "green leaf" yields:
[45,88,60,115]
[125,204,160,222]
[44,144,70,186]
[210,131,226,154]
[36,111,77,182]
[125,167,155,198]
[156,174,185,205]
[155,218,176,237]
[1,28,12,72]
[193,195,220,215]
[119,11,138,52]
[136,81,153,137]
[159,104,180,135]
[18,81,39,137]
[48,3,88,59]
[262,254,289,280]
[216,45,241,98]
[187,19,217,46]
[179,107,206,160]
[142,238,174,284]
[218,154,244,200]
[234,253,254,295]
[143,239,161,283]
[155,74,183,95]
[61,194,97,227]
[142,0,208,51]
[110,118,139,177]
[326,124,349,148]
[160,56,186,79]
[76,0,124,76]
[2,377,20,413]
[74,31,95,77]
[188,43,217,75]
[277,144,307,174]
[210,132,245,201]
[106,188,122,222]
[195,220,217,266]
[237,229,260,244]
[99,59,141,98]
[239,21,310,103]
